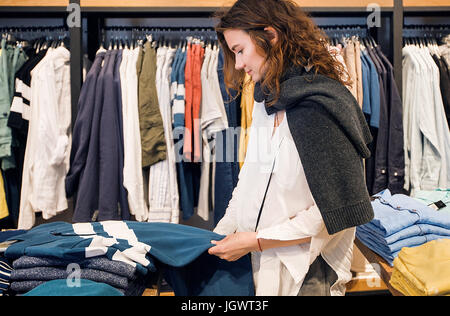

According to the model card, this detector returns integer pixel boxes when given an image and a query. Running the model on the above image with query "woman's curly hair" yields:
[214,0,352,106]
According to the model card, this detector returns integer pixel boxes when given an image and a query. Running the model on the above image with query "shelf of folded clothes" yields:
[1,221,254,296]
[356,189,450,267]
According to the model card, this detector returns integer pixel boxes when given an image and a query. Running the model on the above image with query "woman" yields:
[208,0,374,296]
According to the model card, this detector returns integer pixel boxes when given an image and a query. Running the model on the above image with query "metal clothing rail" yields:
[101,26,219,48]
[0,26,69,41]
[403,24,450,42]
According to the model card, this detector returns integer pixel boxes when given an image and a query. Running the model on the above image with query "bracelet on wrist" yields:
[257,238,263,252]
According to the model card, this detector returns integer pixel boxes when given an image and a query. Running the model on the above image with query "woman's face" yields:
[223,28,267,82]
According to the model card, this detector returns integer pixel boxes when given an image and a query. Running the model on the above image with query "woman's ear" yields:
[264,26,279,45]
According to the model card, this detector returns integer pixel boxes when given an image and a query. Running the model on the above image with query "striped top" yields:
[0,256,12,295]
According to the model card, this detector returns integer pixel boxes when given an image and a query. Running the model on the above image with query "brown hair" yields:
[214,0,352,106]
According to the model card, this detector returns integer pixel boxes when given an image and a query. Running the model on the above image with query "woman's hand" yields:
[208,232,259,262]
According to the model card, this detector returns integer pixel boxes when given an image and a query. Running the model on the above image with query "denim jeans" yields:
[214,50,240,225]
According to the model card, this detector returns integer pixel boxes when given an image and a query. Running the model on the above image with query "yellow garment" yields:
[238,74,255,169]
[390,239,450,296]
[0,171,9,220]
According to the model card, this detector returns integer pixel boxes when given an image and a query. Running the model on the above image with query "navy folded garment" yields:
[11,280,47,293]
[6,221,255,296]
[12,256,137,279]
[23,279,124,296]
[11,267,129,290]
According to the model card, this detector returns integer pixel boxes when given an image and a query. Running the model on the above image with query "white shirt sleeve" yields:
[256,203,325,241]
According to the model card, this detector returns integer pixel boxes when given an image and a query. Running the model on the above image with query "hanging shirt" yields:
[120,47,148,222]
[0,39,28,170]
[0,171,8,220]
[148,46,179,223]
[238,74,254,169]
[198,45,229,221]
[66,51,105,223]
[402,45,450,194]
[214,100,355,296]
[9,48,48,138]
[18,47,71,229]
[136,42,167,168]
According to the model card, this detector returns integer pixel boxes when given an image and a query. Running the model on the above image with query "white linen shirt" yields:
[214,100,355,296]
[18,47,71,229]
[120,47,149,222]
[148,46,180,223]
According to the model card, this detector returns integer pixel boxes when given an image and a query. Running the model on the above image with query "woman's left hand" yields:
[208,232,259,262]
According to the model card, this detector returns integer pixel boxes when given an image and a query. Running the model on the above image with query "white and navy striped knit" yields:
[173,49,187,130]
[0,257,12,296]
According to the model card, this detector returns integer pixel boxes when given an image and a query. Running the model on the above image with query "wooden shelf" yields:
[81,0,232,7]
[354,238,404,296]
[80,0,394,8]
[346,275,389,293]
[403,0,450,6]
[0,0,68,6]
[3,0,448,11]
[0,0,400,13]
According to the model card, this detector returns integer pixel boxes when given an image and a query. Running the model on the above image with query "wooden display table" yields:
[354,238,403,296]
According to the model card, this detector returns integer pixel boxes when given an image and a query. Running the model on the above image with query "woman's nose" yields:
[235,57,245,70]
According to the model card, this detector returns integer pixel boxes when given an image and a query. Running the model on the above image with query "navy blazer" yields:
[66,51,106,222]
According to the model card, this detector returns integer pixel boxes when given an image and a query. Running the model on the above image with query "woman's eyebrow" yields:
[231,44,240,51]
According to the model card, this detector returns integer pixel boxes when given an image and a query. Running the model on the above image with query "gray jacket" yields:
[255,66,374,234]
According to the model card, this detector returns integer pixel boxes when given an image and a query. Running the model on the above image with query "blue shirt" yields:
[356,189,450,265]
[360,54,371,117]
[361,50,381,128]
[360,189,450,237]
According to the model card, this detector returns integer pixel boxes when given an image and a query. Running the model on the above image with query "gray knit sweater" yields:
[255,66,374,235]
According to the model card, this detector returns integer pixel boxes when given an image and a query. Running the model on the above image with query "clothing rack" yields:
[403,24,450,42]
[101,24,374,48]
[321,25,378,47]
[101,26,218,49]
[0,26,69,46]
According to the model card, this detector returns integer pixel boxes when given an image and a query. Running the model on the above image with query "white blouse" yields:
[18,47,72,229]
[214,100,356,296]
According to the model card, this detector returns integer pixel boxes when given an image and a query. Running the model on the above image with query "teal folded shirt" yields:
[413,189,450,215]
[23,279,124,296]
